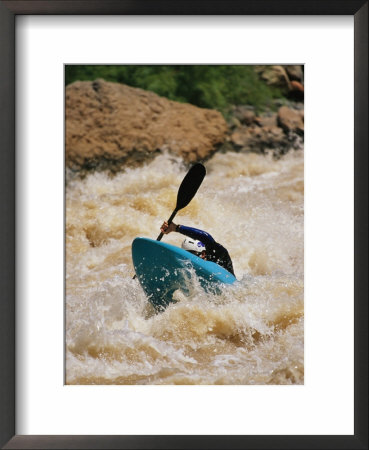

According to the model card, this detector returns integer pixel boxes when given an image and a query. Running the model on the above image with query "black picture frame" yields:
[0,1,367,449]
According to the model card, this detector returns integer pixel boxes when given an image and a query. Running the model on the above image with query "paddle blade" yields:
[176,163,206,211]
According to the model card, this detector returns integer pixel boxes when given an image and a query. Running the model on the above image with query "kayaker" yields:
[160,221,235,276]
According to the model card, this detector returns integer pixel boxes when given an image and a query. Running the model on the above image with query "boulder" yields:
[255,65,304,96]
[232,105,256,125]
[254,113,278,128]
[277,106,304,134]
[254,65,291,92]
[290,80,304,93]
[288,80,304,101]
[283,65,303,82]
[230,127,252,147]
[66,79,228,171]
[231,124,288,154]
[227,116,242,129]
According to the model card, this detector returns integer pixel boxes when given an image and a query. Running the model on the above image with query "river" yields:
[66,149,304,384]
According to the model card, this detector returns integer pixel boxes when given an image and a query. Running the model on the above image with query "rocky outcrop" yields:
[278,106,304,134]
[226,103,304,155]
[255,65,291,91]
[254,65,304,100]
[284,65,303,81]
[231,125,285,149]
[66,80,228,171]
[232,106,256,125]
[65,78,304,174]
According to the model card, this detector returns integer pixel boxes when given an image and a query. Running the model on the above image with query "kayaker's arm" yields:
[161,221,215,246]
[177,226,215,246]
[160,221,215,246]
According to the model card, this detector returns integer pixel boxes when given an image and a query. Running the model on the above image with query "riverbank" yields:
[66,77,304,176]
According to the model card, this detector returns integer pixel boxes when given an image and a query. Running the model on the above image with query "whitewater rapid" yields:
[66,150,304,384]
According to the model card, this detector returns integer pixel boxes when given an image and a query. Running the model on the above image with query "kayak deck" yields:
[132,237,236,309]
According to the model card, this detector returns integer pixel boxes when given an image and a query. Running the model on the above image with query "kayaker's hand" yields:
[161,221,177,234]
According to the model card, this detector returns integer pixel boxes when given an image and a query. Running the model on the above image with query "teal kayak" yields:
[132,237,236,310]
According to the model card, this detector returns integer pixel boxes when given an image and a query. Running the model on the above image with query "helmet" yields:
[181,237,206,255]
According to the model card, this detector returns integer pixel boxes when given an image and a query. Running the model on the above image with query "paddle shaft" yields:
[156,209,178,242]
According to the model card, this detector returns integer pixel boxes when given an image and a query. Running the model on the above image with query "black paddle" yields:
[133,163,206,279]
[156,163,206,241]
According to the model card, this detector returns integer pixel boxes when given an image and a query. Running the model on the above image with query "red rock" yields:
[290,80,304,93]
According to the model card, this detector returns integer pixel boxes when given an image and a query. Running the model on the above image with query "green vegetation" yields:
[65,65,284,113]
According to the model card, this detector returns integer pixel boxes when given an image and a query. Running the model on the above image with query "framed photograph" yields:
[64,63,305,387]
[1,1,367,449]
